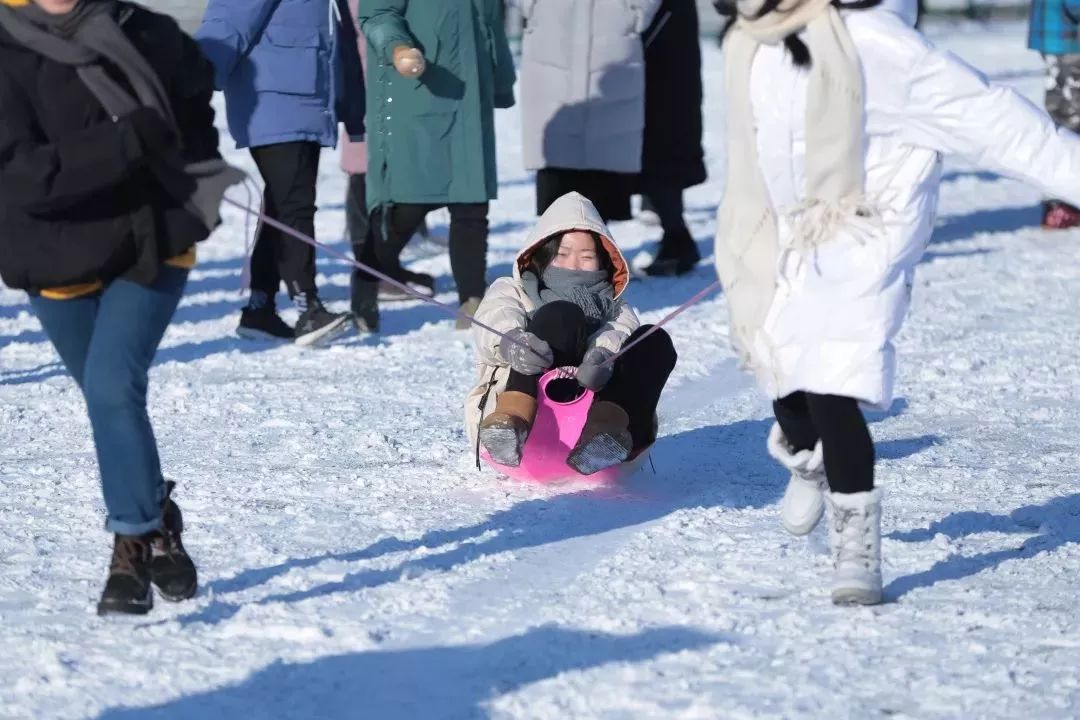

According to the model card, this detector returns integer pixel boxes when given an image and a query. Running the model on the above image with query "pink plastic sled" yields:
[480,368,652,484]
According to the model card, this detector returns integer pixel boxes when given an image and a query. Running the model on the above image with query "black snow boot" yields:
[350,273,380,333]
[644,229,701,277]
[294,293,351,347]
[238,305,294,341]
[150,482,198,602]
[97,534,154,616]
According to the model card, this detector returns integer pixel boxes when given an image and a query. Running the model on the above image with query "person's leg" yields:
[504,301,591,397]
[772,391,818,453]
[250,142,320,299]
[596,326,678,449]
[643,186,700,276]
[247,184,282,302]
[347,173,380,331]
[28,293,99,388]
[803,393,875,494]
[447,202,490,305]
[79,266,188,535]
[373,203,435,293]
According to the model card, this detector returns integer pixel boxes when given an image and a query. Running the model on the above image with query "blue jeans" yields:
[30,267,188,535]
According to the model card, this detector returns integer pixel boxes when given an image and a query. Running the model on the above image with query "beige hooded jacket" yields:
[464,192,640,447]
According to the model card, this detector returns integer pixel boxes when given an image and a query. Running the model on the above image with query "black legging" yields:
[773,392,875,494]
[506,301,677,449]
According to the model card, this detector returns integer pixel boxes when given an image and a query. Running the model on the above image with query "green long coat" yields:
[359,0,516,210]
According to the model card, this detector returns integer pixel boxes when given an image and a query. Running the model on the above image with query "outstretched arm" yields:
[902,43,1080,208]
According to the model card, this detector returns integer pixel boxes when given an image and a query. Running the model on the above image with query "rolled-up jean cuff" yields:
[105,516,163,536]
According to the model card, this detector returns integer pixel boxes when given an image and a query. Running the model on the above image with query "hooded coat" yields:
[360,0,516,209]
[464,192,639,446]
[718,8,1080,408]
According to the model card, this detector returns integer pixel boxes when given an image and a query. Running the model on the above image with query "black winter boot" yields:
[644,229,701,277]
[149,482,198,602]
[350,273,380,333]
[97,534,154,616]
[294,293,351,347]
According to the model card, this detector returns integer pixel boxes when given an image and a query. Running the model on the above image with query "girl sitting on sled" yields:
[466,192,678,475]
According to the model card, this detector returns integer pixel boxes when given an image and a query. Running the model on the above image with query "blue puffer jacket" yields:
[1029,0,1080,54]
[196,0,364,149]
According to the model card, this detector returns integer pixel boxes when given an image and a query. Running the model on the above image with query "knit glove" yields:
[498,328,553,376]
[392,45,426,78]
[576,347,615,391]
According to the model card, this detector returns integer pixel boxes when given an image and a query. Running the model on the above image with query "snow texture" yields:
[1,20,1078,720]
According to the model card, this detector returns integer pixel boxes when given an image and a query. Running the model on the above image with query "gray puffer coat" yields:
[519,0,662,174]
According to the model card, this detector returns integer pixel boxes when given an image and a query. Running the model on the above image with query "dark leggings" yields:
[773,392,875,494]
[641,187,688,237]
[506,301,677,449]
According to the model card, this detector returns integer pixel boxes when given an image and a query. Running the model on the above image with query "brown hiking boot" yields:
[567,401,634,475]
[479,391,537,467]
[97,534,154,616]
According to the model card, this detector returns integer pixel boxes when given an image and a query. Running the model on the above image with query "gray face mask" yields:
[538,265,615,323]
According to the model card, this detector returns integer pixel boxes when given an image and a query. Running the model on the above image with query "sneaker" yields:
[767,423,827,536]
[567,401,633,475]
[149,482,197,602]
[1042,200,1080,230]
[237,305,293,341]
[643,230,701,277]
[350,275,380,333]
[479,391,537,467]
[294,297,351,347]
[827,488,884,606]
[456,297,482,331]
[97,534,154,616]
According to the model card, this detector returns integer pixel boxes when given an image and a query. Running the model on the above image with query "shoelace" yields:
[110,537,148,577]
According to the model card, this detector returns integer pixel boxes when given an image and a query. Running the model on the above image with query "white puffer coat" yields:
[465,192,639,446]
[723,10,1080,408]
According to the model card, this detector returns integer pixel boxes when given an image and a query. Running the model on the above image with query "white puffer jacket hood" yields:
[463,192,640,447]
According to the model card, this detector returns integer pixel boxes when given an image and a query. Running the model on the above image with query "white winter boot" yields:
[767,423,827,536]
[826,488,883,606]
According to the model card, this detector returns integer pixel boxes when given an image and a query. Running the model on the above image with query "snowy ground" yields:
[2,20,1078,720]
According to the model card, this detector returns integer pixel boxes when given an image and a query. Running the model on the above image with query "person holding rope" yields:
[0,0,236,614]
[196,0,365,346]
[715,0,1080,605]
[466,192,678,475]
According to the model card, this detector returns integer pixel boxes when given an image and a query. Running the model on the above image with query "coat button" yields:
[387,97,393,103]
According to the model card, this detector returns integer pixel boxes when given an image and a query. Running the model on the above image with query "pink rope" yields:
[600,280,722,367]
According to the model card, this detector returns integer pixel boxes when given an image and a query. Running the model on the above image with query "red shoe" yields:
[1042,201,1080,230]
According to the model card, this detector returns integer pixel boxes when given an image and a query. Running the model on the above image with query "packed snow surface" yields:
[1,20,1077,720]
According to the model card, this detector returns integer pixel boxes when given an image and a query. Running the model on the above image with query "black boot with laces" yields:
[97,534,154,616]
[149,481,198,602]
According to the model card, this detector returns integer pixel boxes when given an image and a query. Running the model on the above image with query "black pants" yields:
[346,173,380,284]
[372,202,489,303]
[249,141,320,299]
[536,167,634,222]
[641,187,688,237]
[773,392,875,494]
[506,301,677,449]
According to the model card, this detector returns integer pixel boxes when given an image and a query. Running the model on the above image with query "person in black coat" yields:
[639,0,708,276]
[0,0,231,616]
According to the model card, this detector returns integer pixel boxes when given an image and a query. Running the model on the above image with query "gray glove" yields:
[498,328,554,376]
[576,347,615,391]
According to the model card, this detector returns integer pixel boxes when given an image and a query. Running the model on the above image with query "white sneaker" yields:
[767,423,827,536]
[826,488,883,606]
